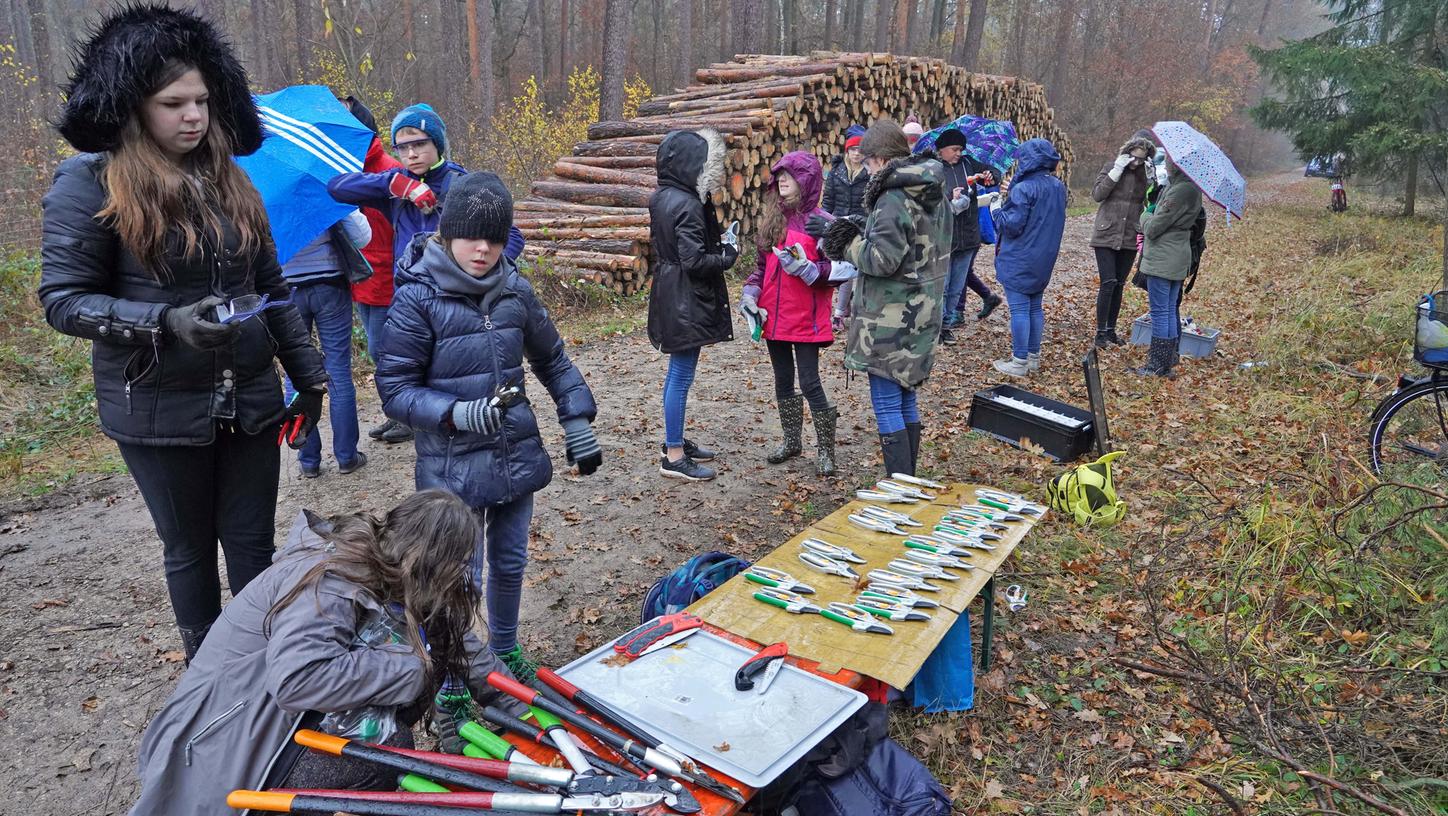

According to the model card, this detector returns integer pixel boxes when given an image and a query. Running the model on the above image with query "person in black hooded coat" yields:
[37,4,326,661]
[647,128,737,482]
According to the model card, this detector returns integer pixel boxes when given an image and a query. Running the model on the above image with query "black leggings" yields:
[767,339,831,412]
[1094,246,1137,331]
[117,427,280,630]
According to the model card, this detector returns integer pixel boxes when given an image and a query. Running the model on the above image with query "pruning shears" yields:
[753,587,823,614]
[934,524,1002,544]
[941,512,1009,532]
[877,479,935,501]
[955,504,1026,523]
[745,565,817,594]
[854,595,933,622]
[902,548,973,571]
[904,537,977,559]
[801,537,866,564]
[822,602,895,634]
[856,489,919,503]
[799,550,860,580]
[859,504,923,527]
[867,568,941,592]
[890,472,945,489]
[861,584,940,609]
[888,558,960,582]
[849,512,908,535]
[975,488,1047,515]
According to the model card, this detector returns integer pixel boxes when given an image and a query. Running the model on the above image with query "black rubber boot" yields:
[1134,337,1177,378]
[813,405,838,477]
[179,623,212,666]
[881,429,913,477]
[767,394,805,464]
[1094,330,1112,349]
[905,422,922,474]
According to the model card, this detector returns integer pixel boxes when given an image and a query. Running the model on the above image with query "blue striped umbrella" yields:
[236,85,372,264]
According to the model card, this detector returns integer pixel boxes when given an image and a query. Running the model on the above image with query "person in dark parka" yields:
[646,128,737,482]
[376,172,600,681]
[822,125,870,328]
[989,138,1068,377]
[37,4,326,661]
[1090,131,1156,347]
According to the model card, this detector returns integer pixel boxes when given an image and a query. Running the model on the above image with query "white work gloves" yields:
[1154,161,1169,187]
[828,260,859,283]
[1107,152,1133,182]
[976,191,1000,209]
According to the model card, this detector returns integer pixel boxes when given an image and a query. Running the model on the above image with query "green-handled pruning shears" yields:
[888,558,960,582]
[975,488,1046,516]
[904,537,976,559]
[745,566,816,594]
[861,583,940,609]
[821,602,894,634]
[902,548,973,571]
[854,595,932,621]
[753,588,823,614]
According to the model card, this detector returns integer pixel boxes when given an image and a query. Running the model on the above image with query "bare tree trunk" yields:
[599,0,630,120]
[929,0,947,48]
[247,0,268,87]
[1006,0,1026,74]
[825,0,837,47]
[1403,154,1418,217]
[677,0,695,88]
[1256,0,1274,37]
[850,0,868,49]
[960,0,987,69]
[1440,209,1447,292]
[873,0,891,49]
[22,0,48,100]
[720,0,732,60]
[950,0,966,64]
[1047,0,1075,102]
[467,0,482,87]
[890,0,909,51]
[784,0,798,54]
[532,0,551,92]
[736,0,765,53]
[476,0,495,123]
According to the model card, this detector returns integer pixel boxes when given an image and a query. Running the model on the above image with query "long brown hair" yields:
[267,490,482,698]
[97,60,271,278]
[755,174,803,253]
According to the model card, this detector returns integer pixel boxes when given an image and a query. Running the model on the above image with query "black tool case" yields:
[967,384,1095,462]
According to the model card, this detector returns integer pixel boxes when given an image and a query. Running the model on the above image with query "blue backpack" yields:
[640,551,750,622]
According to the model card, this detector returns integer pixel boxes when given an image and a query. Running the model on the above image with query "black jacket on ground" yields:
[38,153,327,446]
[822,156,870,220]
[940,155,985,254]
[646,130,735,354]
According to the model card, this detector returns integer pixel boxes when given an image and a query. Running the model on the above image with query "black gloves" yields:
[279,388,325,449]
[720,244,740,268]
[164,296,240,350]
[821,215,866,261]
[562,418,602,476]
[804,212,835,240]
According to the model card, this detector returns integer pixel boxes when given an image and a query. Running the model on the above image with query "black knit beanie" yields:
[439,172,513,243]
[936,128,967,150]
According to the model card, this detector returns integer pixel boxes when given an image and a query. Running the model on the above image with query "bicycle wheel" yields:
[1370,377,1448,475]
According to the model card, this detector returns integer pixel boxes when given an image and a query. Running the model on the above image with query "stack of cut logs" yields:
[518,52,1074,295]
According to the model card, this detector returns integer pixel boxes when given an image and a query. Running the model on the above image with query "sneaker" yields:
[368,419,395,440]
[433,685,474,754]
[339,451,369,475]
[660,439,716,462]
[1027,352,1041,372]
[939,327,957,345]
[659,454,717,481]
[992,356,1031,377]
[498,645,539,683]
[977,293,1003,320]
[300,463,322,479]
[381,423,415,443]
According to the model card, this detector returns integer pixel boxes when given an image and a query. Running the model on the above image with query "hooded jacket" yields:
[940,153,988,254]
[38,154,327,445]
[1090,136,1156,250]
[1139,165,1204,282]
[377,235,596,509]
[993,138,1068,295]
[646,129,736,354]
[327,160,525,273]
[743,152,836,344]
[129,510,525,816]
[822,155,871,220]
[352,137,404,306]
[838,153,952,388]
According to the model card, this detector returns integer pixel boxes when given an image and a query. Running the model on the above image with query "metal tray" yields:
[558,628,868,788]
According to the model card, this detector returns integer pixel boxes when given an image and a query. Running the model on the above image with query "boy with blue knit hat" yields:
[377,171,600,688]
[329,103,525,282]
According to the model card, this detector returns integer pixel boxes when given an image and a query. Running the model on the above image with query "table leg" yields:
[978,577,995,671]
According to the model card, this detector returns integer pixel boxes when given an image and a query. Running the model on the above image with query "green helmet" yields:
[1046,450,1126,527]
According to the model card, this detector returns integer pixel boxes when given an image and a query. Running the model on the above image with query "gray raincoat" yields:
[129,510,521,815]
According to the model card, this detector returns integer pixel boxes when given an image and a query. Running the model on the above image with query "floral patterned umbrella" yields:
[912,114,1021,175]
[1152,120,1246,222]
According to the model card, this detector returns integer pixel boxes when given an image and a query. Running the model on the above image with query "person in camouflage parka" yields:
[817,119,950,477]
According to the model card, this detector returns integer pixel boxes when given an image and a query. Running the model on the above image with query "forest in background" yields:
[0,0,1331,210]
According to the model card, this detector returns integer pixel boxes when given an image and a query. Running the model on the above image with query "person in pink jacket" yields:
[740,151,845,476]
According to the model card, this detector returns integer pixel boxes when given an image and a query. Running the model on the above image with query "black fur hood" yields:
[56,3,263,155]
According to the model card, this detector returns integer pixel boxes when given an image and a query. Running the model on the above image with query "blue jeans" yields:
[473,494,534,655]
[1003,288,1045,359]
[943,249,979,327]
[356,302,389,364]
[868,374,919,435]
[285,279,360,470]
[662,349,700,449]
[1146,276,1183,340]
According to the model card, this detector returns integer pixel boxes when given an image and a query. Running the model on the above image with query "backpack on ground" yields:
[1046,449,1127,527]
[791,736,953,816]
[640,551,750,621]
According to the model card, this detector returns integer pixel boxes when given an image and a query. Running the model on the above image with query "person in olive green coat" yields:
[1136,159,1203,378]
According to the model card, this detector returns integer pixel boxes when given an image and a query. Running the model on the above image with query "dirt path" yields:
[0,212,1099,814]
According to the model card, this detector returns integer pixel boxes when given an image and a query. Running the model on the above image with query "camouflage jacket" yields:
[842,153,951,388]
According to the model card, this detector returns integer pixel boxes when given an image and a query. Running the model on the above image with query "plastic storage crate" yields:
[968,384,1095,462]
[1416,291,1448,369]
[1130,315,1220,358]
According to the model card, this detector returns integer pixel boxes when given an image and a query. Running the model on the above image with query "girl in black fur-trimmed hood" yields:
[38,3,326,662]
[646,127,738,482]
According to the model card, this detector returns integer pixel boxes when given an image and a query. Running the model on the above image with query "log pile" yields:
[518,52,1074,295]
